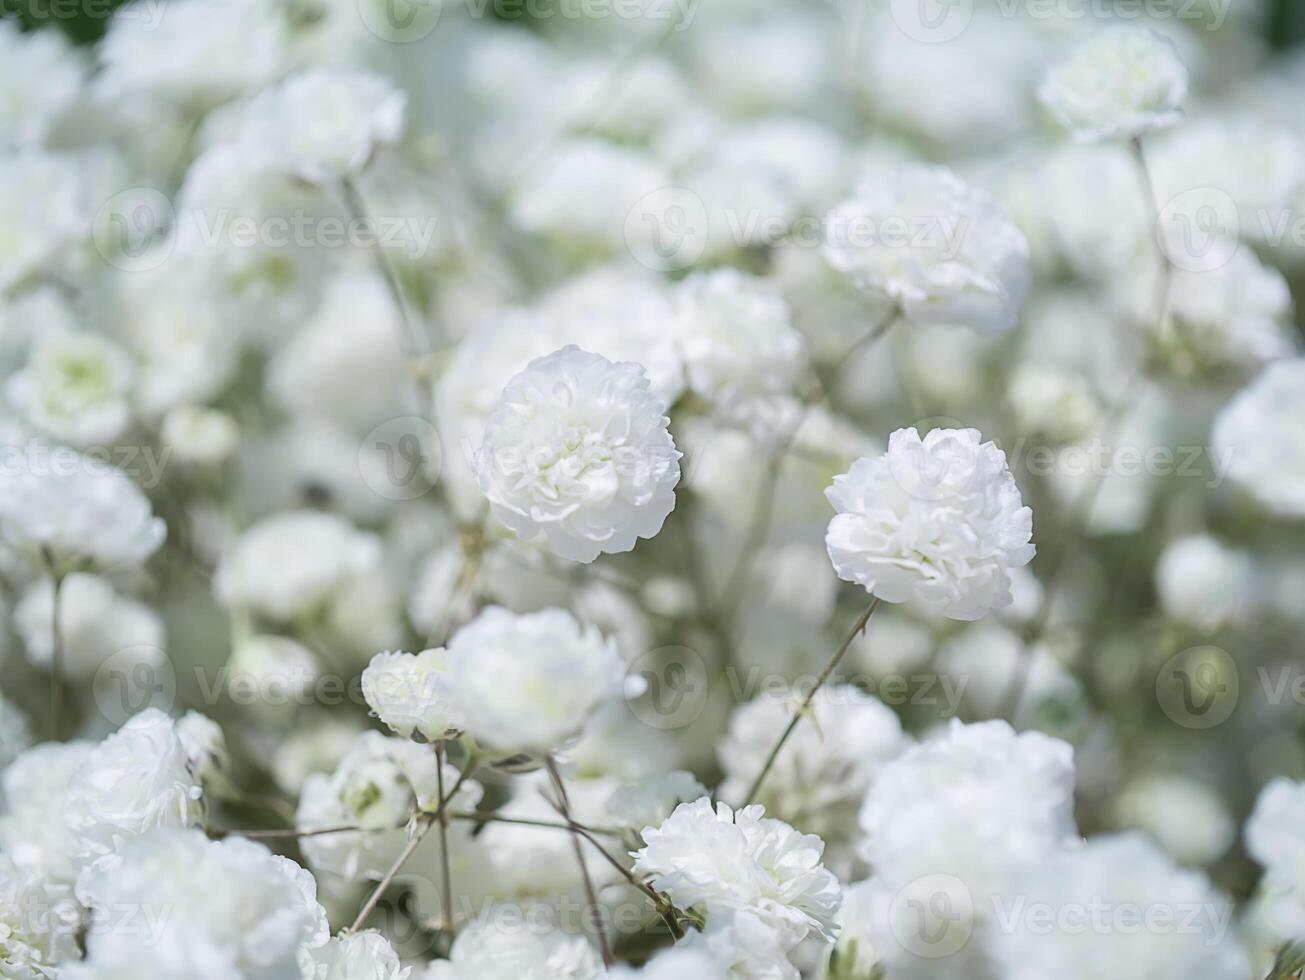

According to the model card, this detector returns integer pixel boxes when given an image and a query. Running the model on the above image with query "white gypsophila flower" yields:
[1246,778,1305,942]
[990,834,1247,980]
[238,68,406,185]
[0,853,74,980]
[680,910,799,980]
[1007,362,1100,445]
[606,771,709,836]
[606,945,727,979]
[6,331,134,448]
[59,930,238,980]
[64,709,205,863]
[443,605,629,757]
[214,510,382,622]
[823,164,1030,334]
[717,686,908,870]
[302,931,410,980]
[0,151,92,294]
[1115,773,1234,867]
[672,270,807,436]
[0,457,165,571]
[174,711,231,791]
[1,742,93,899]
[417,918,603,980]
[361,648,461,742]
[1213,359,1305,519]
[1038,25,1188,142]
[98,0,286,105]
[76,828,327,980]
[633,797,842,950]
[859,720,1077,900]
[0,695,31,770]
[825,427,1035,621]
[226,635,321,719]
[473,346,682,564]
[15,573,163,679]
[161,405,239,467]
[1155,534,1259,631]
[937,624,1080,729]
[0,21,84,148]
[269,715,364,796]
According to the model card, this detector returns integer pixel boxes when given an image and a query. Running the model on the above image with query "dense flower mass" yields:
[3,1,1305,977]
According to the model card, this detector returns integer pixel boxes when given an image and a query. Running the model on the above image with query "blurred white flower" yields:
[679,910,798,980]
[303,931,410,980]
[823,164,1030,333]
[1247,778,1305,942]
[1116,773,1234,867]
[606,945,727,979]
[65,708,205,863]
[825,427,1035,620]
[240,68,406,185]
[361,648,460,742]
[7,331,134,448]
[214,510,382,622]
[443,606,628,757]
[1213,359,1305,518]
[633,797,842,950]
[0,21,84,147]
[991,834,1247,980]
[161,405,240,466]
[474,346,681,564]
[0,458,165,571]
[175,711,231,792]
[0,151,92,293]
[1155,534,1259,631]
[606,770,708,835]
[0,695,30,770]
[418,918,603,980]
[1038,25,1188,142]
[226,635,320,720]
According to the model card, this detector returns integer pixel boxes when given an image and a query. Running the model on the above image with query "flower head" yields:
[7,331,134,448]
[825,427,1034,620]
[474,346,682,564]
[1038,25,1188,142]
[1212,359,1305,518]
[361,648,461,743]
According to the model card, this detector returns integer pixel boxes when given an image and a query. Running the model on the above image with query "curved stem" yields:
[546,759,613,966]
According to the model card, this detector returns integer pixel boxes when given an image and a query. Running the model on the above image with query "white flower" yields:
[175,711,231,791]
[226,635,321,718]
[15,572,163,679]
[1212,359,1305,518]
[679,910,798,980]
[361,648,461,742]
[303,931,410,980]
[606,771,709,836]
[1247,778,1305,942]
[1,741,93,894]
[0,695,30,770]
[76,828,327,980]
[474,346,682,564]
[0,854,74,980]
[633,797,842,950]
[858,720,1077,899]
[443,606,628,757]
[1038,25,1188,142]
[7,331,134,447]
[64,709,205,863]
[161,405,239,466]
[672,270,807,436]
[825,427,1035,620]
[0,22,82,148]
[239,69,406,185]
[1116,773,1234,867]
[417,918,603,980]
[1155,534,1259,631]
[823,164,1030,333]
[0,151,92,293]
[214,510,382,622]
[717,686,907,869]
[606,945,727,979]
[990,834,1247,980]
[0,457,165,571]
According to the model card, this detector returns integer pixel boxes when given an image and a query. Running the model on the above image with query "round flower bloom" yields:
[214,510,382,622]
[1115,773,1234,867]
[1,741,94,894]
[606,770,709,837]
[825,427,1035,620]
[0,456,165,571]
[65,708,205,863]
[7,331,134,448]
[225,635,320,719]
[161,405,239,467]
[175,711,231,792]
[1154,534,1259,631]
[361,648,460,743]
[823,164,1030,334]
[859,720,1077,899]
[606,946,726,980]
[678,910,797,980]
[990,834,1247,980]
[473,346,682,564]
[443,606,628,757]
[717,686,907,869]
[671,270,808,437]
[239,68,406,185]
[0,151,92,293]
[1247,778,1305,941]
[1212,359,1305,518]
[76,828,327,980]
[0,20,84,147]
[303,931,409,980]
[418,918,603,980]
[632,797,842,950]
[1038,25,1188,142]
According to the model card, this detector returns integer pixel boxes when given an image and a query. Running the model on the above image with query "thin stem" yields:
[45,557,65,741]
[546,759,613,966]
[739,597,880,805]
[448,810,621,837]
[1130,136,1174,334]
[221,824,389,840]
[434,743,454,931]
[832,307,899,377]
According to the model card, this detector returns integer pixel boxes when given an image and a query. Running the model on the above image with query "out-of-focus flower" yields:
[606,771,709,836]
[418,918,603,980]
[443,606,628,758]
[473,346,681,564]
[1038,25,1188,142]
[823,164,1030,333]
[7,331,134,448]
[361,648,460,742]
[1213,359,1305,518]
[0,458,165,571]
[0,21,84,147]
[1247,778,1305,942]
[0,695,31,769]
[239,68,406,185]
[825,427,1035,620]
[0,151,91,293]
[303,931,410,980]
[1155,534,1259,631]
[633,797,842,950]
[1116,773,1235,867]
